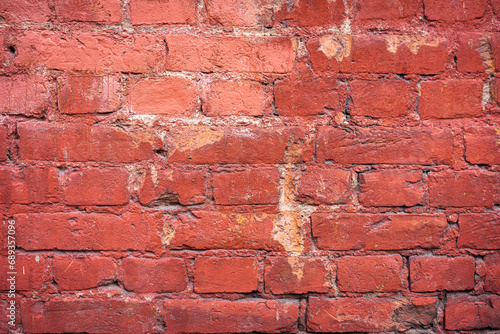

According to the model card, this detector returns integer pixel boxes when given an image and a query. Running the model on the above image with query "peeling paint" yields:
[161,222,176,246]
[286,256,305,280]
[318,35,352,61]
[272,211,303,252]
[385,35,444,54]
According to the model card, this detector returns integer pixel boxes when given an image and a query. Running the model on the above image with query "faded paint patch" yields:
[272,211,303,252]
[162,222,176,246]
[172,127,224,152]
[318,35,352,61]
[385,35,444,54]
[287,256,305,280]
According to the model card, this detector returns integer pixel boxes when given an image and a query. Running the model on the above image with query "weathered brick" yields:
[129,0,197,25]
[16,211,159,251]
[458,214,500,249]
[164,35,296,73]
[11,167,59,204]
[123,257,187,293]
[18,122,157,163]
[419,79,484,119]
[164,299,299,333]
[129,77,199,115]
[58,75,121,114]
[0,75,50,115]
[337,255,403,293]
[308,297,437,332]
[297,168,351,205]
[166,127,303,164]
[0,254,51,291]
[195,257,257,293]
[410,256,475,292]
[274,68,339,116]
[312,213,447,250]
[465,127,500,165]
[0,0,51,23]
[53,256,118,291]
[0,168,10,204]
[169,211,282,251]
[21,298,156,333]
[63,168,129,206]
[308,34,448,74]
[265,257,329,294]
[445,295,500,330]
[274,0,344,27]
[424,0,487,21]
[485,253,500,294]
[350,79,413,118]
[202,79,272,116]
[212,168,279,205]
[54,0,121,23]
[205,0,275,27]
[317,126,453,164]
[15,30,166,72]
[428,170,496,207]
[0,126,6,162]
[359,170,424,207]
[456,33,491,73]
[356,0,420,20]
[138,168,205,206]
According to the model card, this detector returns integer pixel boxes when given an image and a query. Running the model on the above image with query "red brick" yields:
[465,127,500,165]
[55,0,121,23]
[274,0,344,27]
[0,0,50,23]
[202,79,272,116]
[130,0,197,24]
[312,213,447,250]
[492,34,500,68]
[58,75,121,114]
[164,35,296,73]
[129,77,199,115]
[274,67,339,116]
[21,298,156,333]
[11,167,59,204]
[445,295,500,330]
[350,79,413,118]
[265,257,329,294]
[424,0,486,21]
[0,254,51,291]
[356,0,420,20]
[410,256,475,292]
[485,253,500,294]
[0,75,50,115]
[63,168,129,206]
[166,127,303,164]
[169,211,282,250]
[0,168,10,204]
[429,170,496,207]
[138,168,205,206]
[194,257,257,293]
[308,34,448,74]
[122,257,187,293]
[317,126,453,164]
[164,299,299,333]
[16,211,159,251]
[213,168,279,205]
[15,30,166,73]
[205,0,275,27]
[359,170,424,207]
[297,168,351,205]
[53,256,118,291]
[456,33,491,73]
[419,80,484,119]
[458,214,500,249]
[308,297,437,332]
[18,122,157,163]
[0,126,5,162]
[337,255,403,293]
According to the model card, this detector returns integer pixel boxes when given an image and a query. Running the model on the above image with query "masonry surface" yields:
[0,0,499,333]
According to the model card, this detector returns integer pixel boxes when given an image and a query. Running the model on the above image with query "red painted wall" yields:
[1,0,499,332]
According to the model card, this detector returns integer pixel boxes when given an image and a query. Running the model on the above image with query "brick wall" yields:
[1,0,499,333]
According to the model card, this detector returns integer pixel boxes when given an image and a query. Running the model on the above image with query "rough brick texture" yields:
[3,0,499,333]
